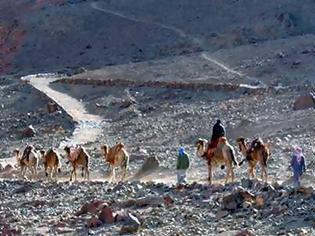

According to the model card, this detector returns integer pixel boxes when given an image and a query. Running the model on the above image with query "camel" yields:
[14,145,40,180]
[100,142,129,181]
[42,148,62,181]
[64,146,90,182]
[236,137,270,182]
[196,137,238,184]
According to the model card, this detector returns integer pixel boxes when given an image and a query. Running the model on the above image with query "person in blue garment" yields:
[290,146,306,187]
[176,147,190,185]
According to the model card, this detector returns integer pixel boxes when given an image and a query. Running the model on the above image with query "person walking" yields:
[176,147,190,185]
[291,146,306,187]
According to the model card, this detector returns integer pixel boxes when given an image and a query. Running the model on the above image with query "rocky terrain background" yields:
[0,0,315,235]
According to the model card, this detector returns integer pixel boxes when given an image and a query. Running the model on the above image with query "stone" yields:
[296,187,314,198]
[3,164,13,172]
[216,210,229,219]
[21,125,36,138]
[222,189,256,210]
[87,216,102,228]
[242,201,252,209]
[131,156,160,180]
[235,229,253,236]
[13,185,32,194]
[293,94,315,110]
[163,195,174,206]
[119,213,141,235]
[255,195,264,208]
[119,196,166,208]
[47,102,58,113]
[241,178,253,189]
[75,200,108,216]
[98,206,114,224]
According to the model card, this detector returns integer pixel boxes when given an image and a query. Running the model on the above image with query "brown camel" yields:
[101,142,129,181]
[64,146,90,182]
[236,137,270,182]
[42,148,62,181]
[196,137,238,184]
[14,145,40,180]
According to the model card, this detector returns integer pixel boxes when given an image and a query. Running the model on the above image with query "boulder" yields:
[222,188,256,210]
[3,164,14,173]
[216,210,229,219]
[131,156,160,180]
[119,213,141,235]
[98,206,114,224]
[296,187,314,198]
[255,195,264,208]
[75,200,108,216]
[21,125,36,138]
[293,94,315,110]
[87,216,102,228]
[235,229,253,236]
[119,195,169,208]
[47,102,58,113]
[241,178,253,189]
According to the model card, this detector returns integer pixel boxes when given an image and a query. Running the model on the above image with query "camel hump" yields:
[115,142,125,151]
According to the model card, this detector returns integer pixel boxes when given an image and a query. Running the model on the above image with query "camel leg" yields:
[230,164,235,183]
[34,166,37,180]
[70,167,75,181]
[248,166,253,179]
[86,168,90,181]
[207,164,212,185]
[122,167,127,181]
[112,168,116,182]
[225,163,233,184]
[74,168,77,182]
[261,165,268,182]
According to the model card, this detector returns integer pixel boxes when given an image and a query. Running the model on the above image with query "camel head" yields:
[40,150,46,158]
[101,144,109,158]
[195,138,208,157]
[13,149,20,161]
[64,146,71,155]
[115,142,125,151]
[236,137,248,156]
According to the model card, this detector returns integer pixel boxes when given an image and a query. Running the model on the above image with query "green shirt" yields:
[177,152,190,170]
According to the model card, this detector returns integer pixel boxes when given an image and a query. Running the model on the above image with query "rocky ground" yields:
[1,72,315,235]
[0,76,73,158]
[1,0,315,235]
[1,178,315,235]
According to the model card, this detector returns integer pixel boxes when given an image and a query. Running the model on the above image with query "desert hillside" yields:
[0,1,315,235]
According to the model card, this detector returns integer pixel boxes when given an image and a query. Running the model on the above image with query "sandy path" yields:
[21,74,103,147]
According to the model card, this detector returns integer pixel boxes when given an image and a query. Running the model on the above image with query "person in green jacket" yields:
[177,147,190,185]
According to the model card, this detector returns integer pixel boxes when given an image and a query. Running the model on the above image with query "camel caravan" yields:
[7,119,274,185]
[10,141,130,183]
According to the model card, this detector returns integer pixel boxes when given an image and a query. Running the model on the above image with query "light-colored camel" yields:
[236,137,270,182]
[196,137,238,184]
[64,146,90,181]
[101,142,129,181]
[14,145,40,180]
[42,148,62,181]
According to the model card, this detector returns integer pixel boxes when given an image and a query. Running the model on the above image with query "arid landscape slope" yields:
[0,0,315,235]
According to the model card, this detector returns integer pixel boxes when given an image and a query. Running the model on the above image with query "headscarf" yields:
[178,147,185,156]
[293,146,303,164]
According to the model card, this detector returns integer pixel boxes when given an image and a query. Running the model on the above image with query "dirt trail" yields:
[21,74,103,147]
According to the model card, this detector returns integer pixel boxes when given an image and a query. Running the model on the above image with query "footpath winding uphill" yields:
[22,74,103,147]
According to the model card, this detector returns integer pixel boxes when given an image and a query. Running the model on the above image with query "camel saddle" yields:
[248,138,264,154]
[207,137,227,161]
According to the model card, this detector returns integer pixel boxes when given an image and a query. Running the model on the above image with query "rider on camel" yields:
[208,120,226,157]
